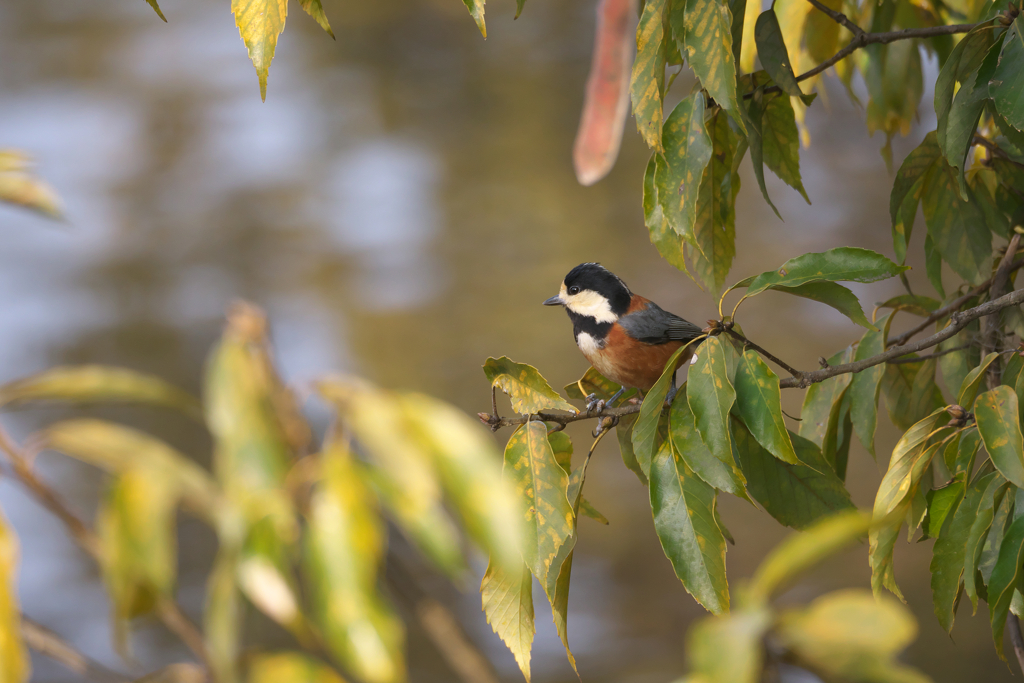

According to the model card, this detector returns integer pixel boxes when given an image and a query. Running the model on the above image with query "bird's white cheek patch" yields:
[564,290,617,323]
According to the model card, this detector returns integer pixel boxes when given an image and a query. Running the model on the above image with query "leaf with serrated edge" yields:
[462,0,486,37]
[0,507,28,683]
[670,390,747,496]
[232,0,288,101]
[633,342,698,475]
[976,386,1024,488]
[761,93,810,203]
[630,0,669,149]
[504,422,574,587]
[656,92,713,240]
[739,247,907,298]
[650,439,729,613]
[684,0,743,128]
[734,349,797,464]
[481,560,534,682]
[645,155,690,272]
[992,18,1024,131]
[484,357,576,414]
[298,0,333,38]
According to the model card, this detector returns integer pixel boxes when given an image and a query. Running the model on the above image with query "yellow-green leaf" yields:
[975,386,1024,488]
[761,93,809,203]
[145,0,167,21]
[480,560,533,682]
[988,514,1024,660]
[630,0,670,150]
[483,357,576,414]
[232,0,288,101]
[0,507,28,683]
[634,342,698,473]
[305,436,404,683]
[689,107,739,295]
[670,390,747,497]
[247,652,345,683]
[97,468,179,656]
[655,92,712,240]
[205,549,242,683]
[462,0,486,38]
[238,517,305,639]
[0,173,63,219]
[849,321,886,458]
[650,438,729,613]
[687,336,737,469]
[504,421,574,587]
[400,393,522,572]
[298,0,333,38]
[644,154,689,272]
[733,349,797,465]
[687,608,770,683]
[683,0,743,128]
[0,365,201,418]
[957,352,1000,409]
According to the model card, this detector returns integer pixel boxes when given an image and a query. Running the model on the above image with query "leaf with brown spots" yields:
[629,0,670,150]
[976,386,1024,488]
[484,357,577,414]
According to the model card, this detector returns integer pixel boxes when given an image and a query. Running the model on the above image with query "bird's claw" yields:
[585,393,606,414]
[592,415,619,437]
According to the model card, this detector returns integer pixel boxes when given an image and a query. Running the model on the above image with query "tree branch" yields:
[804,0,864,36]
[1009,613,1024,677]
[885,343,973,365]
[750,20,986,98]
[21,616,130,683]
[986,234,1021,388]
[725,326,804,379]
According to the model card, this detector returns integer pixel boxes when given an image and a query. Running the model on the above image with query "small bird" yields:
[544,263,703,409]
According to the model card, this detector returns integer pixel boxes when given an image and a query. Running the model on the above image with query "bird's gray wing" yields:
[618,302,703,345]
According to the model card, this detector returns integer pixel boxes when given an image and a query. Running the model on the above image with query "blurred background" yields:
[0,0,1009,680]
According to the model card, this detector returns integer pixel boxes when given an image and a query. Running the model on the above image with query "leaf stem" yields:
[21,616,130,683]
[724,326,803,379]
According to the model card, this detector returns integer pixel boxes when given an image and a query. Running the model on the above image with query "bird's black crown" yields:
[563,263,632,316]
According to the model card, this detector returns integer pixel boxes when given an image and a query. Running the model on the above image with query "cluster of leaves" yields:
[676,512,932,683]
[0,302,522,683]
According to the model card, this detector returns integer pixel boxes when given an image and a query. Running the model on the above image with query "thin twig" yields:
[156,599,213,674]
[749,20,986,98]
[986,234,1021,388]
[804,0,864,35]
[887,257,1024,348]
[779,287,1024,388]
[885,344,972,364]
[725,327,803,379]
[21,616,130,683]
[1008,613,1024,677]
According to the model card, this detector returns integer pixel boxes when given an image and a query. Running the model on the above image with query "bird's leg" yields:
[586,386,627,415]
[665,371,679,404]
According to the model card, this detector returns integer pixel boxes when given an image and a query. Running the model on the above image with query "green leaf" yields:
[631,0,670,149]
[936,26,995,159]
[683,0,743,126]
[305,437,404,683]
[145,0,167,21]
[650,439,729,613]
[924,233,945,297]
[483,357,577,414]
[400,394,522,572]
[689,108,739,295]
[922,146,992,286]
[747,510,871,603]
[965,472,1011,611]
[733,420,854,529]
[943,35,1003,193]
[989,515,1024,660]
[890,132,941,259]
[655,92,713,239]
[932,469,995,632]
[881,359,945,432]
[461,0,486,37]
[992,18,1024,131]
[738,247,908,298]
[687,609,771,683]
[247,653,345,683]
[239,517,306,638]
[481,560,534,682]
[514,0,526,19]
[761,93,810,203]
[741,89,781,219]
[504,422,574,587]
[580,498,609,525]
[976,386,1024,488]
[922,473,966,540]
[734,349,797,464]
[869,408,949,599]
[768,281,876,330]
[298,0,334,38]
[616,413,648,485]
[0,365,201,417]
[231,0,287,101]
[205,548,242,683]
[939,323,981,398]
[957,351,1001,409]
[0,507,28,683]
[775,590,926,681]
[687,337,737,470]
[753,10,802,96]
[644,155,689,272]
[670,391,747,496]
[799,347,853,447]
[877,295,941,318]
[849,322,886,458]
[634,342,697,474]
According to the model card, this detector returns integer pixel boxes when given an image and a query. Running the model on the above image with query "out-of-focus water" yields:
[0,0,1012,681]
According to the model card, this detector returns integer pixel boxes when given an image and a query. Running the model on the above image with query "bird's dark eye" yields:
[568,286,580,295]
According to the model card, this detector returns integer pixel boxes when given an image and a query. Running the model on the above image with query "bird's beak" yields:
[543,295,563,307]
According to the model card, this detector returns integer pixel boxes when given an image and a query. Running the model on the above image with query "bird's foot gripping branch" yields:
[479,245,1024,680]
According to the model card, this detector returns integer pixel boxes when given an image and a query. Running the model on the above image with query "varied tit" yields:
[544,262,703,409]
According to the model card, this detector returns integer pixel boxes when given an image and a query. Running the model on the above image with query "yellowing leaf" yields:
[232,0,288,101]
[248,652,345,683]
[655,92,712,240]
[0,173,62,219]
[733,349,797,465]
[630,0,670,150]
[305,436,404,683]
[0,365,201,418]
[462,0,486,38]
[687,337,736,470]
[683,0,743,129]
[481,560,534,682]
[504,422,574,587]
[205,549,242,683]
[687,609,770,683]
[975,386,1024,488]
[298,0,333,38]
[0,508,28,683]
[145,0,167,21]
[483,357,576,415]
